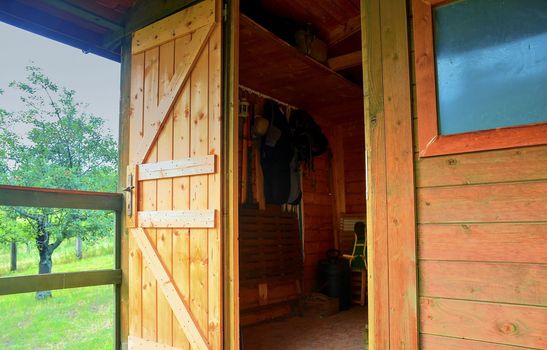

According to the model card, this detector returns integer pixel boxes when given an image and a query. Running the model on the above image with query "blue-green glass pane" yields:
[434,0,547,135]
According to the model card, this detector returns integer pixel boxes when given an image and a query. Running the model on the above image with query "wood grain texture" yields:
[417,182,547,223]
[128,4,223,349]
[189,45,210,337]
[132,0,215,54]
[128,335,182,350]
[420,297,547,349]
[411,0,438,157]
[361,0,389,348]
[419,260,547,306]
[207,24,222,347]
[416,145,547,188]
[132,228,209,350]
[141,45,159,342]
[138,155,215,180]
[239,15,363,123]
[421,334,533,350]
[138,210,215,228]
[418,223,547,263]
[157,39,175,346]
[134,23,214,164]
[381,0,418,348]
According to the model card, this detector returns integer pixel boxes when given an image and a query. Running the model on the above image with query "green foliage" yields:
[0,66,118,254]
[0,253,114,349]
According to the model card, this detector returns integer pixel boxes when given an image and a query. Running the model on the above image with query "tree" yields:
[0,66,118,298]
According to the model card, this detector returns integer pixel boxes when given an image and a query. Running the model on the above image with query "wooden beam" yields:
[138,155,215,180]
[41,0,123,31]
[0,185,123,211]
[118,35,132,347]
[0,269,121,295]
[327,14,361,46]
[380,0,418,347]
[328,51,362,71]
[223,0,241,347]
[131,228,209,350]
[138,210,215,228]
[128,335,182,350]
[361,0,389,348]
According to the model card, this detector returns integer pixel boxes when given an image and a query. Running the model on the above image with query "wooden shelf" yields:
[239,15,363,123]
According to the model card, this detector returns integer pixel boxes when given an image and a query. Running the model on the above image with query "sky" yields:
[0,22,120,138]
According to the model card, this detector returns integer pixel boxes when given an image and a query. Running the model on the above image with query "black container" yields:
[317,249,352,310]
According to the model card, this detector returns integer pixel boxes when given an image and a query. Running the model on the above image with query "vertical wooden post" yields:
[118,34,132,349]
[10,241,17,271]
[361,0,418,349]
[223,0,240,348]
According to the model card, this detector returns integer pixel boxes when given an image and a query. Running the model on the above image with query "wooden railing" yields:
[0,184,123,348]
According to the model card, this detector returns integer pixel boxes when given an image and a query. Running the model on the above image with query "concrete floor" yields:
[241,306,368,350]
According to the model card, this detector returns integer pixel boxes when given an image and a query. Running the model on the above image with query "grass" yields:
[0,240,115,350]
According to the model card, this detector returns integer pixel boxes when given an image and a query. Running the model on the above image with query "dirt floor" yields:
[241,306,368,350]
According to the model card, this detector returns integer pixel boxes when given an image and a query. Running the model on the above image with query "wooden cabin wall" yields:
[341,120,366,214]
[408,3,547,349]
[301,153,335,294]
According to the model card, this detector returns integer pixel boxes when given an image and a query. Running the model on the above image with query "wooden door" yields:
[126,1,224,349]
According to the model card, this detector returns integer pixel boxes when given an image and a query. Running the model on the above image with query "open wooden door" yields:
[125,1,229,349]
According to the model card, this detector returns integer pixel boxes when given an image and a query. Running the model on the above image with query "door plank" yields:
[132,0,215,54]
[157,39,175,347]
[139,155,215,180]
[132,228,209,350]
[128,335,182,350]
[138,210,215,228]
[134,23,215,164]
[207,24,222,346]
[172,70,192,349]
[142,46,159,342]
[190,44,210,336]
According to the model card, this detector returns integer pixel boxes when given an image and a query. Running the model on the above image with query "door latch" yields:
[123,173,135,217]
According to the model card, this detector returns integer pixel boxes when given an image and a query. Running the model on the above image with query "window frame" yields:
[412,0,547,157]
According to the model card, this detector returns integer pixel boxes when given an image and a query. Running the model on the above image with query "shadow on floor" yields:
[241,306,368,350]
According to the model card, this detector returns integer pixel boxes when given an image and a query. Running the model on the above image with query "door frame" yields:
[361,0,419,349]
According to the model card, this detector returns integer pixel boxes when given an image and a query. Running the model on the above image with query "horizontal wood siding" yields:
[342,120,366,214]
[410,1,547,348]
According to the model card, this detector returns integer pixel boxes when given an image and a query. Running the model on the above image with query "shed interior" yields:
[236,1,367,348]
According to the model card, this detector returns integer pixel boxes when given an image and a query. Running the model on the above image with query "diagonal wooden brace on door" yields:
[134,22,216,165]
[131,227,210,350]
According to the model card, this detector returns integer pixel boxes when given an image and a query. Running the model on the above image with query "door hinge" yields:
[223,2,228,22]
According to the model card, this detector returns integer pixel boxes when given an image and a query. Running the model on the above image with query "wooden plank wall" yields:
[342,120,366,214]
[408,1,547,349]
[302,154,335,293]
[128,8,222,348]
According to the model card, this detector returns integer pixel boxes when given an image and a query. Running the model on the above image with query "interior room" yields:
[235,1,367,348]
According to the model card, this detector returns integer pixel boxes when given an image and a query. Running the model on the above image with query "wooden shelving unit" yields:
[239,15,363,123]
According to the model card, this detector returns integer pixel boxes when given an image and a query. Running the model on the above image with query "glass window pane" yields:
[0,286,114,350]
[434,0,547,135]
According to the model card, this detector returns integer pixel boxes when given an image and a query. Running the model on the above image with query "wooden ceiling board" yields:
[260,0,360,42]
[239,15,363,123]
[65,0,134,22]
[18,0,111,33]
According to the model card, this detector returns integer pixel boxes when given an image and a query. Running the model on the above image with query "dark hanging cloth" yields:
[289,109,329,170]
[261,99,293,204]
